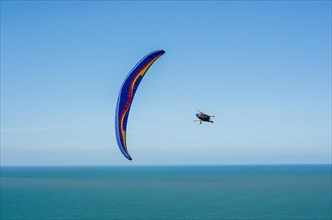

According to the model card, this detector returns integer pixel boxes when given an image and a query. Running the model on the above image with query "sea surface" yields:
[1,165,331,220]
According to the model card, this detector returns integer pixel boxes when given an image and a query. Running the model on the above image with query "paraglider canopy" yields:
[115,50,165,160]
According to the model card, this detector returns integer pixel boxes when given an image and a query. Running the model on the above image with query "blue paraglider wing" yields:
[115,50,165,160]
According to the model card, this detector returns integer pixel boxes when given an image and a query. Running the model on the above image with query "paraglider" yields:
[194,110,215,124]
[115,50,165,160]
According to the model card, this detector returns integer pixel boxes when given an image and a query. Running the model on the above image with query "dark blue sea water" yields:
[1,165,331,220]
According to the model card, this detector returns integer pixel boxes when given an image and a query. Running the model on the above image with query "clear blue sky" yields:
[1,1,331,165]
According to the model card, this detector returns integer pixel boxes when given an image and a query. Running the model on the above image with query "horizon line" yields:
[1,163,331,167]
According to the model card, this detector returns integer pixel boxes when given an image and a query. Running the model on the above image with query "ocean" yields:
[1,165,331,220]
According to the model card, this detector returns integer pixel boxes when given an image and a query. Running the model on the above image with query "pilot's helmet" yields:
[195,113,199,117]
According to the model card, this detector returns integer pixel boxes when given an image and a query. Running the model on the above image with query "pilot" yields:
[195,111,215,124]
